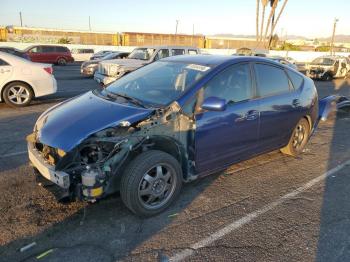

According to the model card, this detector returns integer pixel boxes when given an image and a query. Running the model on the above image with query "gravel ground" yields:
[0,66,349,262]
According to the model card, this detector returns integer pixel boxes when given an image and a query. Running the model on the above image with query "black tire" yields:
[120,150,183,217]
[280,118,310,157]
[3,82,33,107]
[57,57,67,66]
[322,73,332,81]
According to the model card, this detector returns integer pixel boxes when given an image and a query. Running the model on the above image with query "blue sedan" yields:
[28,55,327,216]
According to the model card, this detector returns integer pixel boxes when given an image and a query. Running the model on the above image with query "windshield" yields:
[102,61,211,106]
[102,52,118,60]
[311,57,335,66]
[128,48,156,60]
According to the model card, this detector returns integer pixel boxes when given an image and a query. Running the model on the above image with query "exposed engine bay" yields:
[28,102,196,202]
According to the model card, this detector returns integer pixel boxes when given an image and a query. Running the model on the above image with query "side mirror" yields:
[201,96,227,111]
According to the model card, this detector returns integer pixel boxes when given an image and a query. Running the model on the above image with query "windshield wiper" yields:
[106,91,147,108]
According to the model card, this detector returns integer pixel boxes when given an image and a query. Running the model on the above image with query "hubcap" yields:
[8,86,30,104]
[138,164,176,210]
[292,124,306,150]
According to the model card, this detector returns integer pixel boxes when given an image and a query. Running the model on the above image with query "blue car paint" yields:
[35,55,322,177]
[36,91,153,152]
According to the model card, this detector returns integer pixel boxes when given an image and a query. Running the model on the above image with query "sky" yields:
[1,0,349,38]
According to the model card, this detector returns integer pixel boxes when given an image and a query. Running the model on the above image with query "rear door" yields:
[253,63,301,152]
[194,63,260,174]
[0,58,13,88]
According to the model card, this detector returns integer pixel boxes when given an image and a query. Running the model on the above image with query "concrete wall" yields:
[1,42,350,63]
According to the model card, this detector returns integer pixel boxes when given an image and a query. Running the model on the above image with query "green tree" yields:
[57,37,71,44]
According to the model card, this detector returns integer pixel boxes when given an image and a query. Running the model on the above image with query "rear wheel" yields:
[120,150,182,217]
[280,118,310,156]
[3,82,33,107]
[57,57,67,66]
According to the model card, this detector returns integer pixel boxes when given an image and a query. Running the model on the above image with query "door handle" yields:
[246,110,259,121]
[0,69,10,73]
[292,99,300,107]
[235,110,259,122]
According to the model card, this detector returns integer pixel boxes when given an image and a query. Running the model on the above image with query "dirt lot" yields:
[0,65,349,262]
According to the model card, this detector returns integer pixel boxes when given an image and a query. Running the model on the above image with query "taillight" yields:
[44,67,53,74]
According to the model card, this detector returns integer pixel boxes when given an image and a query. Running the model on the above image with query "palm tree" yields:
[255,0,290,49]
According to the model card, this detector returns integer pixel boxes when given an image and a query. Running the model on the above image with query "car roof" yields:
[0,51,31,63]
[161,54,283,67]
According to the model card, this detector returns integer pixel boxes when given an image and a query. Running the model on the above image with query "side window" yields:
[254,64,290,97]
[0,58,9,66]
[42,46,55,53]
[56,46,68,52]
[202,64,253,103]
[287,70,304,89]
[171,49,185,56]
[154,49,170,61]
[188,49,198,55]
[30,46,42,53]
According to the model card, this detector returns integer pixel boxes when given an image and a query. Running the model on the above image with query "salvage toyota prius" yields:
[28,55,332,217]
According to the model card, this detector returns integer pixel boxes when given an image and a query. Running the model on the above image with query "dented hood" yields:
[35,91,153,152]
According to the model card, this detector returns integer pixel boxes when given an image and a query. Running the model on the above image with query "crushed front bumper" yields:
[28,142,70,189]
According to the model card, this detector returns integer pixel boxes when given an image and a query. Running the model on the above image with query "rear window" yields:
[287,70,304,89]
[171,49,185,56]
[254,63,290,97]
[0,58,9,66]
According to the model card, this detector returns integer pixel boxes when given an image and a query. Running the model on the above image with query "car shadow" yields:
[316,80,350,261]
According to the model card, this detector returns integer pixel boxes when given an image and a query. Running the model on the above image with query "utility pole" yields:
[175,20,179,35]
[330,18,339,55]
[19,11,23,27]
[89,16,92,31]
[192,24,195,36]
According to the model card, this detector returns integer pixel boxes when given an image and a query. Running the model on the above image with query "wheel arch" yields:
[1,80,35,101]
[303,115,312,132]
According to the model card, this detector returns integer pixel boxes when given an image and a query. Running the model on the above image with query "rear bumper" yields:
[28,142,70,189]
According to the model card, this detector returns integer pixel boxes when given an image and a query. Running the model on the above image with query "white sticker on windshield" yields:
[186,64,210,72]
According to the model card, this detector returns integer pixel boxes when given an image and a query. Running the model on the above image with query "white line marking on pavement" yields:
[169,159,350,262]
[0,150,27,159]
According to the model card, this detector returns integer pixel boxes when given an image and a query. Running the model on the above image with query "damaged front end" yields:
[27,101,195,203]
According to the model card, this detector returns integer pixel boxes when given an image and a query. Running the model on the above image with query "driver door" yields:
[194,63,260,174]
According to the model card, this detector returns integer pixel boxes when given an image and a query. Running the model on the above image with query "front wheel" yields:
[281,118,310,156]
[120,150,182,217]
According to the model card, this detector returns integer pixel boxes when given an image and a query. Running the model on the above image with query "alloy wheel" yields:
[138,164,176,210]
[7,86,30,105]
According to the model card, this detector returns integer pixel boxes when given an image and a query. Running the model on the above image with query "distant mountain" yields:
[318,35,350,43]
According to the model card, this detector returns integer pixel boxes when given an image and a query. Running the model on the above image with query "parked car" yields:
[306,56,350,80]
[0,51,57,107]
[80,51,130,77]
[268,56,298,70]
[94,46,200,85]
[25,45,74,65]
[28,54,338,217]
[0,46,29,59]
[71,48,94,62]
[90,50,114,60]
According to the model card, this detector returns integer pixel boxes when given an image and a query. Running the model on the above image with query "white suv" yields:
[94,46,200,86]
